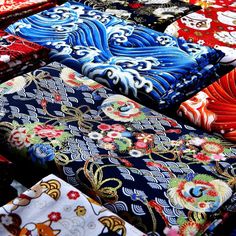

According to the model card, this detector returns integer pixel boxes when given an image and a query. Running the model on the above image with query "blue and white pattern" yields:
[6,1,224,110]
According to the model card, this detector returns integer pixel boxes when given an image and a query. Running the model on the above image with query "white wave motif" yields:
[131,204,146,215]
[107,24,134,43]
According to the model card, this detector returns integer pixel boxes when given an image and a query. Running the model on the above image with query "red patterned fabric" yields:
[0,30,50,81]
[165,3,236,66]
[0,0,56,28]
[178,68,236,142]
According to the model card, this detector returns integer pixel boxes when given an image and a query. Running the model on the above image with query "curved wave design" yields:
[6,1,223,110]
[178,68,236,142]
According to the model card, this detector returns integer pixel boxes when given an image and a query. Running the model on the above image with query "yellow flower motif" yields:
[74,205,87,216]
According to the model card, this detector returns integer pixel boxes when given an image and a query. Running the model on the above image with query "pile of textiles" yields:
[0,174,144,235]
[6,1,225,110]
[0,0,236,236]
[0,0,57,29]
[0,62,236,235]
[74,0,201,32]
[0,30,50,82]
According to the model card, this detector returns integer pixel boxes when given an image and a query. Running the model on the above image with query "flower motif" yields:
[135,133,154,143]
[34,124,63,139]
[74,206,86,216]
[193,153,211,163]
[88,132,103,140]
[8,127,32,149]
[188,137,205,146]
[107,131,121,139]
[111,124,126,132]
[97,123,111,131]
[201,141,224,154]
[0,215,13,226]
[179,221,201,236]
[129,149,143,157]
[101,136,114,143]
[99,142,116,150]
[67,190,80,200]
[211,154,226,161]
[28,144,55,165]
[135,141,148,149]
[163,226,180,236]
[48,212,61,222]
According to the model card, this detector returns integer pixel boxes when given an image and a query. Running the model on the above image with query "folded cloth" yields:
[6,1,224,110]
[165,2,236,66]
[74,0,200,32]
[0,155,15,187]
[0,30,50,82]
[0,62,235,235]
[0,174,144,235]
[0,0,57,29]
[178,68,236,142]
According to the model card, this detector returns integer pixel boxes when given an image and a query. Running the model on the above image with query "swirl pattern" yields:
[6,1,224,110]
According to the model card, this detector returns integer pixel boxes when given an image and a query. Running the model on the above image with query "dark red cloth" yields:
[0,0,57,29]
[0,30,50,81]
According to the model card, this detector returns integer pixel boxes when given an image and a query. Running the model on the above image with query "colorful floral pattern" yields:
[6,1,224,110]
[0,63,235,235]
[0,174,143,235]
[0,30,49,82]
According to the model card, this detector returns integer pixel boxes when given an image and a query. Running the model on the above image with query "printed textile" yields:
[0,62,235,235]
[6,1,224,110]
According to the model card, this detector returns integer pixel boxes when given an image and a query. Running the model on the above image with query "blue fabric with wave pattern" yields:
[6,1,224,110]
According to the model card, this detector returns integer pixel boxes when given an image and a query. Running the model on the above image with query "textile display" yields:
[0,30,50,82]
[74,0,200,32]
[165,1,236,66]
[0,0,57,29]
[0,62,235,235]
[6,1,225,110]
[178,68,236,142]
[0,174,144,235]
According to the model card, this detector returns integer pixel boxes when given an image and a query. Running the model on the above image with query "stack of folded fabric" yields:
[0,62,235,235]
[165,0,236,66]
[0,155,17,206]
[0,174,144,235]
[6,1,225,110]
[74,0,201,32]
[0,0,57,29]
[0,30,50,82]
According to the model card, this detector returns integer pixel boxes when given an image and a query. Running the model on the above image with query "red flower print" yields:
[67,190,80,200]
[207,190,218,197]
[102,136,114,143]
[8,127,32,149]
[193,153,211,162]
[128,3,143,8]
[97,123,111,131]
[135,141,148,149]
[111,124,126,132]
[54,92,62,102]
[135,133,154,143]
[34,125,63,139]
[48,212,61,222]
[40,98,47,109]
